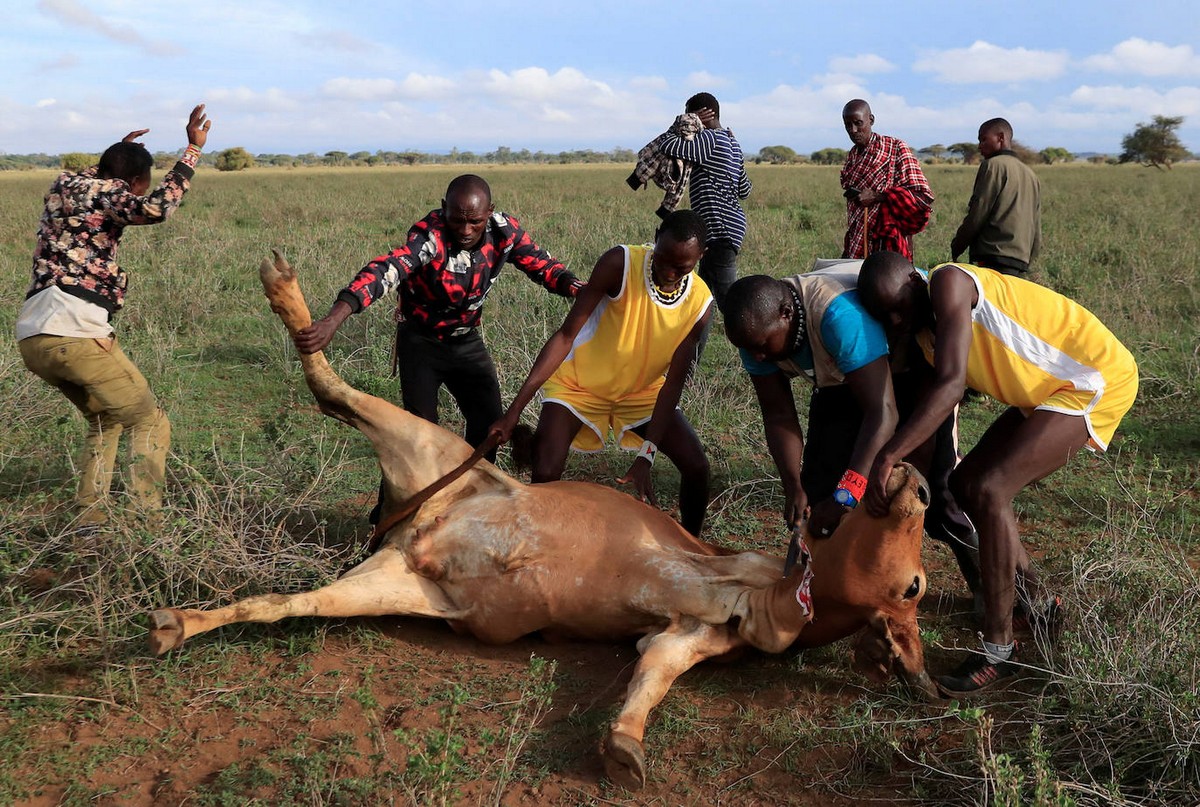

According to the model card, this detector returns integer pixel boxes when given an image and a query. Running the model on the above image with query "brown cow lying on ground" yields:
[148,252,936,790]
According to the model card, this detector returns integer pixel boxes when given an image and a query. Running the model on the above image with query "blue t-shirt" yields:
[739,289,888,379]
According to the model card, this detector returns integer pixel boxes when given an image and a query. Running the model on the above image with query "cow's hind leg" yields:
[148,548,464,655]
[603,619,742,790]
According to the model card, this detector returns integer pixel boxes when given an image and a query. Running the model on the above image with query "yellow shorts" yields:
[1032,359,1139,451]
[540,380,662,452]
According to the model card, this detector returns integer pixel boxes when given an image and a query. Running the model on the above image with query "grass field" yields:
[1,163,1198,805]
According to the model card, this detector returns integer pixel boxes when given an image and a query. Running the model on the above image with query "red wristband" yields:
[837,469,867,502]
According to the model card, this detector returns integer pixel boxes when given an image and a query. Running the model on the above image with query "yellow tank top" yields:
[919,264,1136,411]
[547,244,713,402]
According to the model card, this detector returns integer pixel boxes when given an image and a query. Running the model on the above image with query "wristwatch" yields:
[834,487,858,508]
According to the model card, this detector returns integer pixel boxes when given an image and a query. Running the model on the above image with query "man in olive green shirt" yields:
[950,118,1042,277]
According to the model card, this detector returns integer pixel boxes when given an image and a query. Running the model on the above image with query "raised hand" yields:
[186,104,212,149]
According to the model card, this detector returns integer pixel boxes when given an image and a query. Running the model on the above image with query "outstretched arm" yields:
[750,371,808,528]
[808,356,899,535]
[507,220,584,297]
[864,267,975,515]
[489,248,623,443]
[104,104,212,226]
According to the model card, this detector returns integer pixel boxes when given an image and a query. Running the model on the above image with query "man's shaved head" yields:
[979,117,1013,141]
[842,99,875,148]
[724,275,790,345]
[843,98,871,118]
[858,251,918,319]
[445,174,492,205]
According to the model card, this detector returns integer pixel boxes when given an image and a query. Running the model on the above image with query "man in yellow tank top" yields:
[490,211,715,536]
[857,251,1138,696]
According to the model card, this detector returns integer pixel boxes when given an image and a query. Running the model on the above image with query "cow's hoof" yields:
[148,609,186,655]
[602,731,646,790]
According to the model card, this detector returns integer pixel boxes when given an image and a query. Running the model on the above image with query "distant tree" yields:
[1009,139,1041,165]
[1120,115,1189,170]
[918,143,947,160]
[948,142,980,164]
[1087,154,1109,165]
[349,151,371,164]
[323,150,350,166]
[214,147,255,172]
[1040,147,1074,164]
[60,152,97,172]
[611,147,636,162]
[810,147,848,165]
[758,145,799,164]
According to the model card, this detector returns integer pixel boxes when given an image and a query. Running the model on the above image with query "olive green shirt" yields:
[950,151,1042,270]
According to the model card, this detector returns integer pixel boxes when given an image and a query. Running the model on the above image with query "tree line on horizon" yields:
[1,116,1191,173]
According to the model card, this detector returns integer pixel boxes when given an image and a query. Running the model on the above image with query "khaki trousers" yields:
[18,334,170,518]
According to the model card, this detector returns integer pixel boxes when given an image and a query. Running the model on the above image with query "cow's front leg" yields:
[602,618,742,790]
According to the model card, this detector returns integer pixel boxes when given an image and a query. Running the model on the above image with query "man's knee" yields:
[674,450,710,486]
[530,436,570,483]
[109,388,161,430]
[949,466,1011,516]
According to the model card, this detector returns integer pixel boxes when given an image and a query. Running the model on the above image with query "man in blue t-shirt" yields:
[724,261,980,595]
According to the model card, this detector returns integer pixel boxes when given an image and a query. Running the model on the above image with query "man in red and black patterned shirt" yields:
[296,174,583,460]
[840,99,934,262]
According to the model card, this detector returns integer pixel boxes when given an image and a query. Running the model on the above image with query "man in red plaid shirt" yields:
[839,100,934,261]
[296,174,583,464]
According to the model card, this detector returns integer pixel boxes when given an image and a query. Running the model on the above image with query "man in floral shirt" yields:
[16,104,212,527]
[295,174,583,465]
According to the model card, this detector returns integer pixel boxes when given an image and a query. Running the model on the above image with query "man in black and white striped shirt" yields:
[656,92,753,313]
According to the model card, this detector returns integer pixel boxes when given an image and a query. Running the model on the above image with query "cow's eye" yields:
[903,576,921,599]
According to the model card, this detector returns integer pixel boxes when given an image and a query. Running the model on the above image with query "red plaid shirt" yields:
[840,134,933,260]
[337,209,581,339]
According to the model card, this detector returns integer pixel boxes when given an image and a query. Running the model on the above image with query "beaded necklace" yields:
[646,256,690,305]
[786,284,808,353]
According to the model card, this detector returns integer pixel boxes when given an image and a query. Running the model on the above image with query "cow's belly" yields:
[407,484,735,643]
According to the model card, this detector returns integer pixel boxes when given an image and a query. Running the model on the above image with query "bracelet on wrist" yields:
[181,144,202,168]
[636,439,657,466]
[834,468,868,508]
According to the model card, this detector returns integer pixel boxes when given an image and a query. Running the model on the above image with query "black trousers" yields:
[692,238,740,372]
[698,238,739,314]
[396,322,502,459]
[801,375,981,592]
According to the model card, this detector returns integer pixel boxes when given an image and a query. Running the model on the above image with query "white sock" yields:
[982,638,1014,664]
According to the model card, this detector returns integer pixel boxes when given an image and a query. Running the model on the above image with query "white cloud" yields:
[36,98,57,108]
[1083,38,1200,77]
[1069,84,1200,116]
[37,0,181,56]
[320,77,399,101]
[630,76,669,92]
[685,71,731,90]
[913,41,1068,83]
[397,73,457,99]
[828,54,894,75]
[480,67,616,105]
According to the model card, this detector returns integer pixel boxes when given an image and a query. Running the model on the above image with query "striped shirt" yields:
[657,127,752,249]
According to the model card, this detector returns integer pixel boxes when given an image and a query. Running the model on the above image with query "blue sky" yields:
[3,0,1199,156]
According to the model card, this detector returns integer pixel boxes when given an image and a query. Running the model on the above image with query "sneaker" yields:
[937,648,1021,697]
[1013,595,1063,641]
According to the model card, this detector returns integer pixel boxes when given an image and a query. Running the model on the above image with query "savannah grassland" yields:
[0,162,1197,806]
